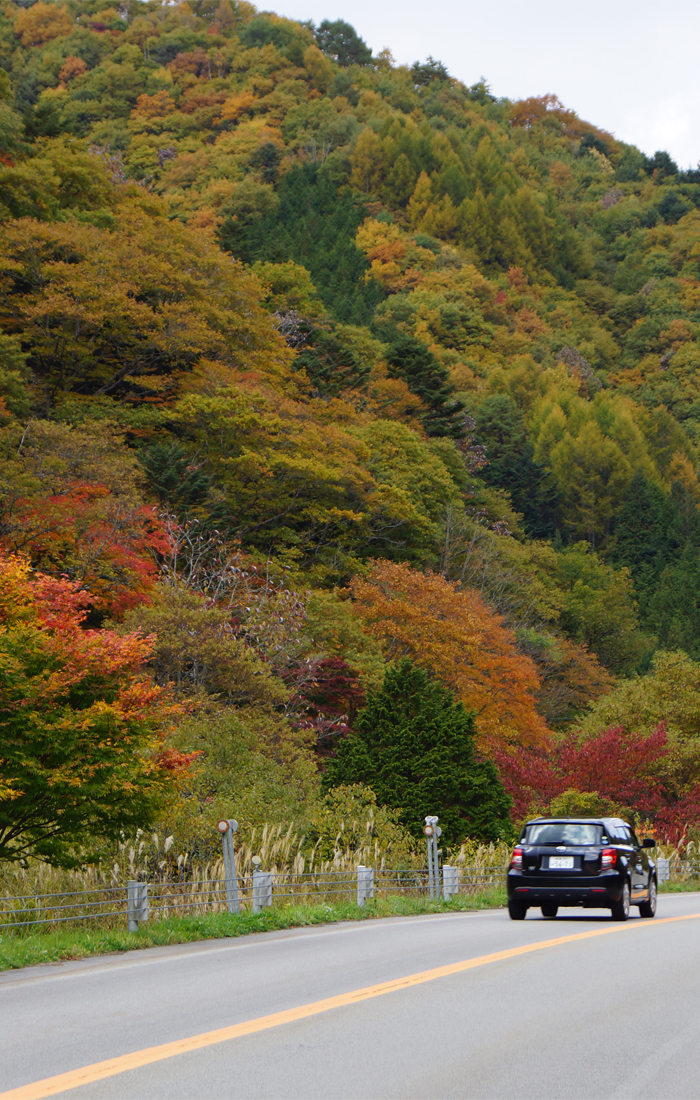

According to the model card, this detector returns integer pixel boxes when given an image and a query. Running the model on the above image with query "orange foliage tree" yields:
[0,552,190,866]
[351,561,550,753]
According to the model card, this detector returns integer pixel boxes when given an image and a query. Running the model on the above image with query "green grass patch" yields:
[659,880,700,893]
[0,888,507,972]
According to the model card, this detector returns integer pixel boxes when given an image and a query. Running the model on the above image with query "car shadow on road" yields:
[529,913,642,921]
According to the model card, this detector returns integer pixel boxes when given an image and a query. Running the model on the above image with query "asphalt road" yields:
[2,894,700,1100]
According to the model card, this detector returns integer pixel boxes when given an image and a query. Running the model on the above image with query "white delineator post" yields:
[357,865,374,907]
[126,880,148,932]
[253,868,272,913]
[217,819,239,913]
[443,866,459,899]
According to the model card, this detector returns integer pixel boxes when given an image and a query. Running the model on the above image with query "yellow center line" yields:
[4,911,700,1100]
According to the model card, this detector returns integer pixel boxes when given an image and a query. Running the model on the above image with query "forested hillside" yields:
[2,0,700,861]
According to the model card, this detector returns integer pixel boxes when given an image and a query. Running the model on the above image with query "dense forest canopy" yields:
[3,0,700,857]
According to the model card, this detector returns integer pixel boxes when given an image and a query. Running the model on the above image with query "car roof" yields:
[525,817,630,827]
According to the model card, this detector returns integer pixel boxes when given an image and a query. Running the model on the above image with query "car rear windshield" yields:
[524,823,602,846]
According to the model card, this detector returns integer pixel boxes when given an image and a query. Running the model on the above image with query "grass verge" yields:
[0,888,506,972]
[659,880,700,892]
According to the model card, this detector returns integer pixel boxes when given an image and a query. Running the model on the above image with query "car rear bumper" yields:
[507,871,624,906]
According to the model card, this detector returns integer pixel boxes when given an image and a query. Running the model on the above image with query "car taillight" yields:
[601,847,617,869]
[510,847,523,870]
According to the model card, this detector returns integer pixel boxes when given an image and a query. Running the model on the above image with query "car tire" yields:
[541,903,558,918]
[611,881,630,921]
[639,877,657,918]
[508,898,527,920]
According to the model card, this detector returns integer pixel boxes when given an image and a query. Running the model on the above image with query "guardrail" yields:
[0,865,507,935]
[0,885,127,932]
[666,859,700,881]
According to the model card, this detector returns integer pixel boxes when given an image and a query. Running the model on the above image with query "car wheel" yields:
[611,881,630,921]
[508,898,527,920]
[639,877,657,918]
[541,903,558,918]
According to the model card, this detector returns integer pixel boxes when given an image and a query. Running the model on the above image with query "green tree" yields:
[219,166,383,324]
[323,660,513,843]
[168,707,319,854]
[473,394,560,538]
[295,327,370,396]
[315,20,372,67]
[139,442,210,515]
[384,152,416,208]
[611,474,700,655]
[555,543,651,674]
[549,423,633,546]
[610,470,670,595]
[120,585,287,708]
[384,334,465,438]
[647,550,700,657]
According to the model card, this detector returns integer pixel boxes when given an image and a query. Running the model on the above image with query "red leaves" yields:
[493,723,700,843]
[157,747,201,773]
[0,549,161,720]
[555,725,668,815]
[0,550,191,865]
[284,656,365,746]
[7,483,172,615]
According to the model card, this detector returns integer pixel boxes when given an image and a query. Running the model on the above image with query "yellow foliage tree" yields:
[13,2,72,47]
[350,129,383,195]
[406,170,433,229]
[0,198,294,408]
[303,45,334,94]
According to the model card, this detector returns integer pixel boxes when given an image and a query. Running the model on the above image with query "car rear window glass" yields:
[524,823,602,846]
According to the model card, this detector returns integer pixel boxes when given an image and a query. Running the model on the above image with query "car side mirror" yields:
[642,838,656,848]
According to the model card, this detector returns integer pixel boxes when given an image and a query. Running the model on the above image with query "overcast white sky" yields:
[275,0,700,168]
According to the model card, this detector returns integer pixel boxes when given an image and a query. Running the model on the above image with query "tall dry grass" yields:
[0,821,513,930]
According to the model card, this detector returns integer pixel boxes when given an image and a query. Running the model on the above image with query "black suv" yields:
[507,817,657,921]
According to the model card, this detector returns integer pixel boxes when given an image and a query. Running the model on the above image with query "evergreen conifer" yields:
[218,166,383,323]
[323,660,512,843]
[473,394,560,537]
[384,335,466,438]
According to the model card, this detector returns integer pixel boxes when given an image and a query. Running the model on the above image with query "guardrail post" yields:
[252,870,272,913]
[657,857,670,883]
[443,866,459,899]
[127,880,148,932]
[357,865,374,907]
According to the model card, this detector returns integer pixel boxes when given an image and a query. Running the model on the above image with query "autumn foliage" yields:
[494,725,700,844]
[351,561,549,751]
[3,0,700,852]
[9,485,170,614]
[0,552,189,866]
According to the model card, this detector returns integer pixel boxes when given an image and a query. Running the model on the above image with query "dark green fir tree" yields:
[323,660,512,843]
[384,335,466,439]
[611,472,700,646]
[473,394,560,538]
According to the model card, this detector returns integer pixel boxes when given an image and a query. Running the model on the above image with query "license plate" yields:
[549,856,574,869]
